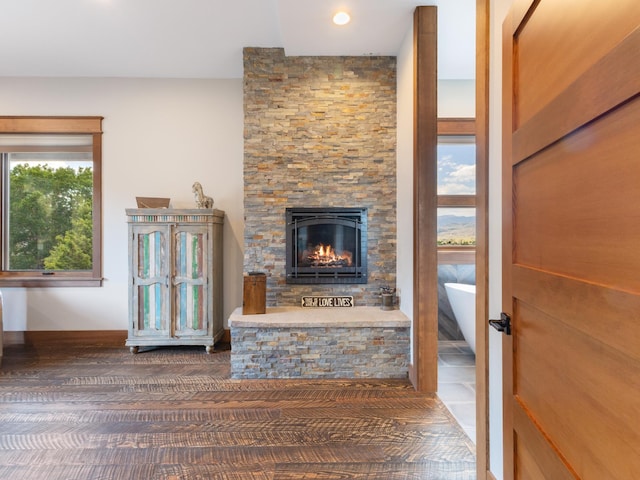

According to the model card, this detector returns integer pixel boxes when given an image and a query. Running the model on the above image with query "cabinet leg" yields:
[205,345,213,354]
[129,346,139,354]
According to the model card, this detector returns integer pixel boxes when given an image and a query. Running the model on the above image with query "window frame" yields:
[437,118,476,265]
[0,116,103,287]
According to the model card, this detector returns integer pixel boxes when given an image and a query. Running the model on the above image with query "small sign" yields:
[301,296,354,308]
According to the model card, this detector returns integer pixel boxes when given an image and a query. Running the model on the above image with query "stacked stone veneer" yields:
[229,307,410,379]
[243,47,397,306]
[231,326,409,379]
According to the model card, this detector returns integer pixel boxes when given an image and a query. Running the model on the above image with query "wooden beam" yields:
[413,6,438,393]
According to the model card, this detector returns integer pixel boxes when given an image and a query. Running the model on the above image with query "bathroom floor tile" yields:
[438,365,476,384]
[447,402,476,428]
[437,382,476,403]
[438,340,477,444]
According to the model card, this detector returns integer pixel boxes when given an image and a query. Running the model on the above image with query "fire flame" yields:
[305,243,352,267]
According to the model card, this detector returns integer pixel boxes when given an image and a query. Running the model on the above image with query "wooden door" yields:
[502,0,640,478]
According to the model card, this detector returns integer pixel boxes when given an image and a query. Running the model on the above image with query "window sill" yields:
[0,276,103,288]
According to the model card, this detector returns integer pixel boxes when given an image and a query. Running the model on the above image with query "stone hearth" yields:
[229,307,410,379]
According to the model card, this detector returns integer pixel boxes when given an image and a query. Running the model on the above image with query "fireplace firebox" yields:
[286,207,367,284]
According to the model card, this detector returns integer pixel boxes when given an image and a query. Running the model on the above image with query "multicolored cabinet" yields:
[125,209,224,353]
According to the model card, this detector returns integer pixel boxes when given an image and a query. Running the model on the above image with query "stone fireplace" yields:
[234,48,407,379]
[243,47,397,306]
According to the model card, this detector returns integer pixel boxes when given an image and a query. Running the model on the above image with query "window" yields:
[437,207,476,246]
[437,119,476,264]
[437,135,476,195]
[0,117,103,286]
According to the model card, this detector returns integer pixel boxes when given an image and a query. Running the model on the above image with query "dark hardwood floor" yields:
[0,339,475,479]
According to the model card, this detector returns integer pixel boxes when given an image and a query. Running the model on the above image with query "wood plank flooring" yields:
[0,340,475,479]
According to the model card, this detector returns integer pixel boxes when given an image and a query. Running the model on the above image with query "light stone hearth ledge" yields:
[228,306,410,328]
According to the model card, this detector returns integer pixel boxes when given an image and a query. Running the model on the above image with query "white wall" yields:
[396,22,415,342]
[0,77,244,331]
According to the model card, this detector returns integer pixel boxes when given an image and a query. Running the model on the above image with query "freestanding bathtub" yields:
[444,283,476,354]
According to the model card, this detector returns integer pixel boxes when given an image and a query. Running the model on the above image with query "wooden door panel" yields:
[514,441,548,480]
[515,301,640,478]
[514,26,640,163]
[513,407,575,480]
[514,97,640,291]
[515,0,640,126]
[513,266,640,363]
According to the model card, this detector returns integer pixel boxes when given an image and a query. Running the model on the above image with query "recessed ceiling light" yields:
[333,11,351,26]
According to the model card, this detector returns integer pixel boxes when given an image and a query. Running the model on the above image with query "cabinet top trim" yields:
[126,208,225,224]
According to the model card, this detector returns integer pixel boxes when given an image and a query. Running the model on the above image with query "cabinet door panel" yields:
[173,226,210,335]
[132,226,170,335]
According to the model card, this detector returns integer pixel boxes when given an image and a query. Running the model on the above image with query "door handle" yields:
[489,312,511,335]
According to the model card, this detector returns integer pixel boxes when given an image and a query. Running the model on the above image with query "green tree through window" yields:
[8,163,93,270]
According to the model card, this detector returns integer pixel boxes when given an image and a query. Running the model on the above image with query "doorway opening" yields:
[436,122,477,443]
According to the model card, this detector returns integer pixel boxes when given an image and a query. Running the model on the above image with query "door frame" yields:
[412,0,490,477]
[475,0,490,475]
